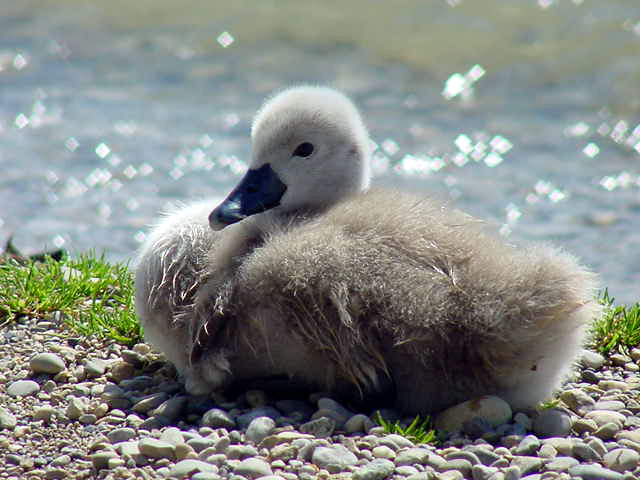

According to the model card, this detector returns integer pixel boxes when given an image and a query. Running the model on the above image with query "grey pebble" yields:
[312,444,358,473]
[7,379,40,397]
[33,406,56,423]
[437,459,473,478]
[581,350,605,369]
[201,408,236,429]
[394,447,430,466]
[595,400,626,411]
[471,464,499,480]
[0,407,18,429]
[226,444,259,459]
[545,456,579,472]
[138,437,176,459]
[236,407,281,429]
[151,396,187,421]
[594,421,622,439]
[299,416,335,438]
[187,436,215,453]
[532,409,572,437]
[559,388,596,415]
[513,435,540,455]
[170,459,218,478]
[568,464,625,480]
[159,427,184,446]
[45,468,68,479]
[509,456,542,475]
[572,440,602,461]
[84,358,108,377]
[90,451,120,470]
[233,457,273,478]
[352,458,395,480]
[445,450,480,466]
[107,427,136,443]
[405,473,433,480]
[603,447,640,473]
[245,416,276,444]
[585,409,626,428]
[30,353,66,374]
[345,413,369,434]
[131,392,169,413]
[395,465,419,476]
[464,446,501,466]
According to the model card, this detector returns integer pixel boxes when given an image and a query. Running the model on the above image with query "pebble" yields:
[352,458,395,480]
[0,407,17,429]
[33,406,56,423]
[107,427,136,443]
[132,392,169,413]
[236,407,281,429]
[513,435,540,455]
[201,408,236,429]
[246,416,276,444]
[151,395,188,420]
[559,388,596,415]
[345,413,369,433]
[90,451,120,470]
[435,396,512,432]
[7,380,40,397]
[312,444,358,472]
[532,409,572,437]
[65,397,87,420]
[581,350,605,369]
[138,437,176,459]
[30,353,66,374]
[568,464,625,480]
[603,447,639,472]
[170,459,219,478]
[509,455,543,475]
[233,457,273,478]
[394,447,430,466]
[110,361,136,382]
[299,416,335,438]
[84,358,108,377]
[584,410,626,428]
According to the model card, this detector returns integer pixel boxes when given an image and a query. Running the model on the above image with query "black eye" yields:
[292,142,314,158]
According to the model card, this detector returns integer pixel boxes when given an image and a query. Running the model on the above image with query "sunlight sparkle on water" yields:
[582,142,600,158]
[15,113,29,129]
[64,137,79,152]
[95,143,111,159]
[217,31,235,48]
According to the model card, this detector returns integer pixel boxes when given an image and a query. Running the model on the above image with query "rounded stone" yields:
[233,457,273,478]
[110,361,136,382]
[434,395,512,433]
[138,437,176,460]
[66,396,87,420]
[559,388,595,415]
[584,410,626,428]
[30,353,66,374]
[33,406,56,423]
[568,464,624,480]
[170,459,218,478]
[83,358,108,377]
[580,350,605,369]
[246,416,276,444]
[603,448,639,473]
[352,458,395,480]
[532,409,572,437]
[372,445,395,459]
[107,427,136,443]
[131,392,169,413]
[0,407,18,429]
[345,413,368,433]
[299,416,335,438]
[7,380,40,397]
[394,447,430,466]
[201,408,236,429]
[312,444,358,473]
[90,451,120,470]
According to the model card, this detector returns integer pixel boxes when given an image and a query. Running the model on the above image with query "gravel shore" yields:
[1,315,639,480]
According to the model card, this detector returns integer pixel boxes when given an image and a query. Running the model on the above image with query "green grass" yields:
[374,411,437,445]
[0,252,142,345]
[591,289,640,355]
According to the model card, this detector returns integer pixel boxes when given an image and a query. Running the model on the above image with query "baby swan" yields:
[135,86,599,414]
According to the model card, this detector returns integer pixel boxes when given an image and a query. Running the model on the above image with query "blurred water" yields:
[1,0,639,304]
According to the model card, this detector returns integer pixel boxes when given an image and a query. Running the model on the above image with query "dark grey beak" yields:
[209,163,287,229]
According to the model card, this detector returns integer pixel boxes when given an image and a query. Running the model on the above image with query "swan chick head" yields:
[209,86,371,230]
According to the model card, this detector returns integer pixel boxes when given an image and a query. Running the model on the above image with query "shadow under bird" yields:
[135,86,600,414]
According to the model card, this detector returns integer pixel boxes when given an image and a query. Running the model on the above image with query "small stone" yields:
[201,408,236,429]
[78,413,97,425]
[133,343,151,355]
[581,350,605,369]
[598,380,629,391]
[299,416,335,438]
[132,392,169,413]
[233,457,273,478]
[545,456,579,472]
[352,458,395,480]
[33,406,56,423]
[594,400,626,411]
[394,447,431,466]
[259,431,314,449]
[236,407,281,429]
[226,445,259,459]
[537,444,556,459]
[573,440,602,461]
[560,389,596,415]
[186,436,215,453]
[138,437,176,460]
[610,353,632,366]
[372,445,395,459]
[174,443,195,460]
[434,396,512,433]
[51,454,72,467]
[160,427,184,446]
[246,416,276,444]
[532,409,572,437]
[509,455,542,475]
[585,410,626,428]
[603,447,639,473]
[568,464,625,480]
[513,412,532,430]
[45,468,68,479]
[345,413,368,433]
[594,421,622,440]
[170,459,218,478]
[66,396,87,420]
[396,466,419,476]
[312,444,358,473]
[271,444,298,461]
[90,451,120,470]
[110,361,136,382]
[471,464,499,480]
[513,435,540,455]
[572,417,598,435]
[30,353,66,374]
[437,472,464,480]
[0,407,17,429]
[464,446,500,466]
[107,427,136,443]
[151,396,187,421]
[84,358,108,377]
[121,349,145,368]
[7,380,40,397]
[437,459,473,478]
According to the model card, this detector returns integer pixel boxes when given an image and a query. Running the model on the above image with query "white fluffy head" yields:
[251,86,371,213]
